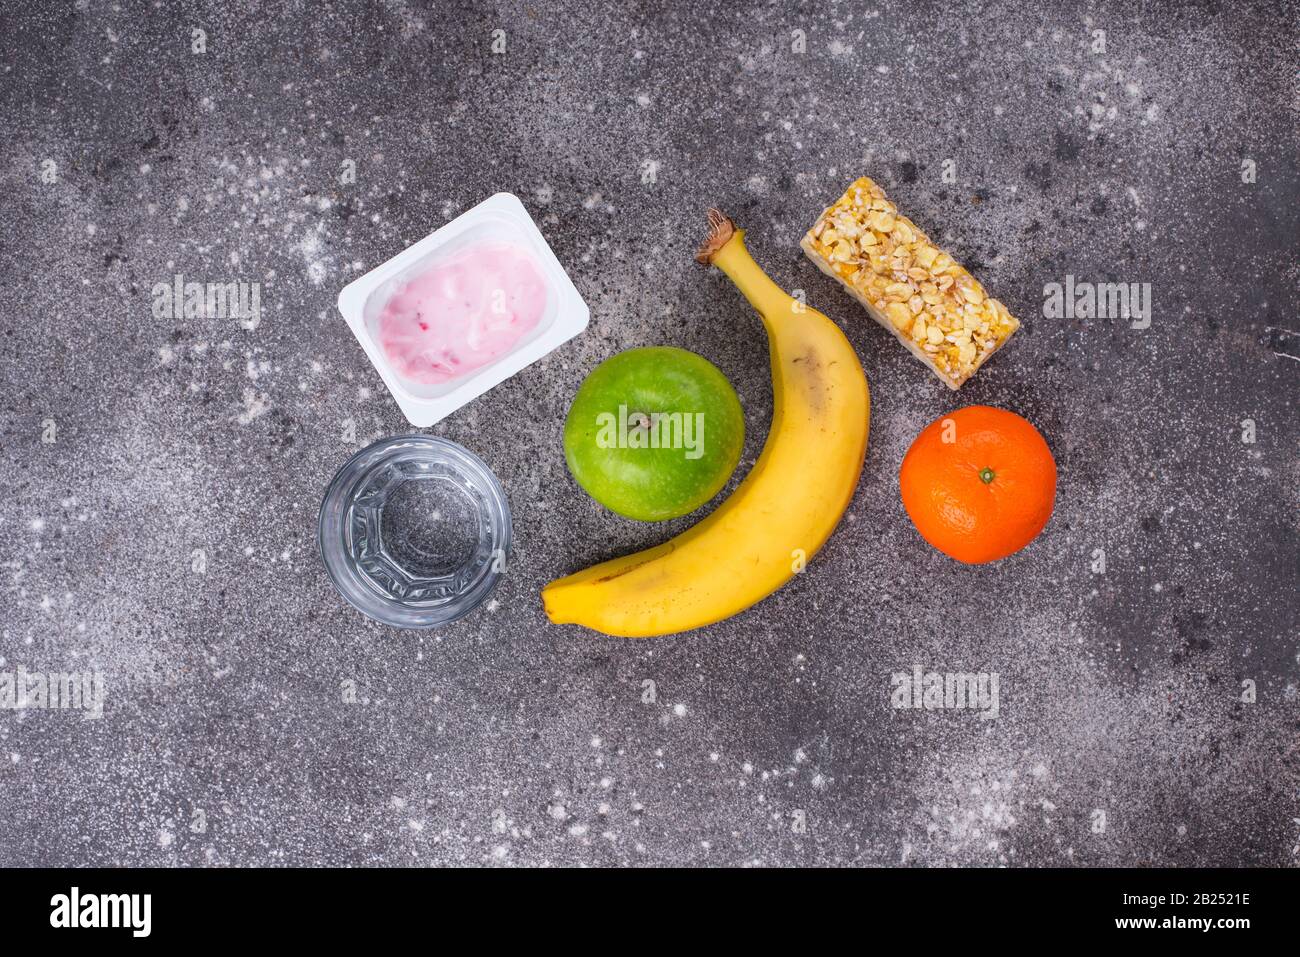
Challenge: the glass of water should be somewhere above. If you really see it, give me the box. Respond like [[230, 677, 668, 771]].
[[318, 435, 511, 628]]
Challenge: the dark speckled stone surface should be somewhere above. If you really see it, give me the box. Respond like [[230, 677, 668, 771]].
[[0, 0, 1296, 866]]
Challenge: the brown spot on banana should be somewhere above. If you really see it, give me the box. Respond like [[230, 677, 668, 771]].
[[785, 347, 829, 413]]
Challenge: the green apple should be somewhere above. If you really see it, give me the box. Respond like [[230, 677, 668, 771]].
[[563, 346, 744, 521]]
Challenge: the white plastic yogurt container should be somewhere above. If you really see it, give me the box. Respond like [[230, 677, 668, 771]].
[[337, 192, 589, 426]]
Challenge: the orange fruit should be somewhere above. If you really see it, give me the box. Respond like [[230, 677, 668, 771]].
[[899, 405, 1056, 564]]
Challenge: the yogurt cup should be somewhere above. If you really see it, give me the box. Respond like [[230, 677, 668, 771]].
[[337, 192, 589, 426]]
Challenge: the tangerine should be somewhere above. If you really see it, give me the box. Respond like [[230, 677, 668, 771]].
[[899, 405, 1057, 564]]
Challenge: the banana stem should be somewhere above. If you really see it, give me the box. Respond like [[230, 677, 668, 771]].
[[697, 210, 794, 324]]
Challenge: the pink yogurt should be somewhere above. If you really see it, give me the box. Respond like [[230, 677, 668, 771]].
[[375, 241, 548, 385]]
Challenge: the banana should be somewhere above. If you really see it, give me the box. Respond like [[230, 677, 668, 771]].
[[542, 210, 870, 637]]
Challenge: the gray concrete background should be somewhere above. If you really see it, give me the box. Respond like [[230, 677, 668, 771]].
[[0, 0, 1296, 866]]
